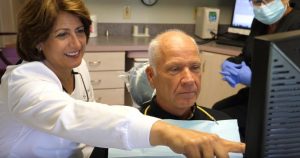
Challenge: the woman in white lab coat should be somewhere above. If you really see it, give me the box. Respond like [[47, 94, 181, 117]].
[[0, 0, 245, 157]]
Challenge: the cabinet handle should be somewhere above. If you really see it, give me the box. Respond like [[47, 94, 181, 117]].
[[96, 97, 102, 102], [89, 61, 101, 66], [202, 60, 206, 73], [91, 80, 102, 85]]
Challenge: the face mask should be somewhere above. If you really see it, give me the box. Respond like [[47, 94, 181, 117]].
[[253, 0, 286, 25]]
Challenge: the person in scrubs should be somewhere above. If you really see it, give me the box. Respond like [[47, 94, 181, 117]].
[[0, 0, 245, 158], [213, 0, 300, 141]]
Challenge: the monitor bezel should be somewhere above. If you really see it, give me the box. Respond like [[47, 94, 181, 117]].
[[245, 30, 300, 157]]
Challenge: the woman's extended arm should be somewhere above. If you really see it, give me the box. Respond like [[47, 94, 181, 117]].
[[150, 120, 245, 158]]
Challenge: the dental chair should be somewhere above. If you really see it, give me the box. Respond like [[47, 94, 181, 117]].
[[126, 62, 154, 107]]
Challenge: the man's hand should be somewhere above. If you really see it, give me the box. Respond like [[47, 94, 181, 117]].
[[150, 121, 245, 158]]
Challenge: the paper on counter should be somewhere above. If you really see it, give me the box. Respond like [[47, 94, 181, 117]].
[[109, 119, 243, 158]]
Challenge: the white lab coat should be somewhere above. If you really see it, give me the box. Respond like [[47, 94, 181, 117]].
[[0, 60, 158, 158]]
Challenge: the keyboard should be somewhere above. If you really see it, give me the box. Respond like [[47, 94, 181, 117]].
[[215, 38, 245, 47], [215, 33, 247, 47]]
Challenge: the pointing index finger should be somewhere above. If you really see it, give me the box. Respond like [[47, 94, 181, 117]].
[[224, 139, 245, 153]]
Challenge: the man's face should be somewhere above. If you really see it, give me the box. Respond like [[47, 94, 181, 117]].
[[147, 37, 202, 113]]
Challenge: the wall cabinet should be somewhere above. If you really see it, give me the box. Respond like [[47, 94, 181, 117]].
[[0, 0, 24, 47], [84, 52, 125, 105], [197, 51, 244, 108]]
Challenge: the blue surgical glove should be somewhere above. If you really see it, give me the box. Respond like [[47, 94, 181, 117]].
[[222, 60, 240, 75], [220, 61, 252, 87], [221, 71, 239, 87], [220, 61, 242, 87], [237, 61, 251, 86]]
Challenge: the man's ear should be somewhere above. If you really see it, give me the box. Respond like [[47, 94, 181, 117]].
[[145, 66, 155, 89]]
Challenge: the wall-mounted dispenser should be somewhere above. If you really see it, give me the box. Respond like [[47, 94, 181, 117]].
[[195, 7, 220, 39]]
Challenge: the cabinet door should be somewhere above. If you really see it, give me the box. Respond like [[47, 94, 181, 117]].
[[84, 52, 126, 105], [197, 51, 244, 108], [93, 89, 124, 105], [84, 52, 125, 71], [89, 71, 125, 89], [0, 0, 24, 46]]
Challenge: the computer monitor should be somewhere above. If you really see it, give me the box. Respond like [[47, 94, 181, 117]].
[[245, 30, 300, 157], [228, 0, 254, 35]]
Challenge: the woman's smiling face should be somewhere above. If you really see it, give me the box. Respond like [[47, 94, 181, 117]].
[[40, 11, 87, 73]]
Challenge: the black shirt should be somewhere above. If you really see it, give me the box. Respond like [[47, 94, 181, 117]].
[[140, 96, 231, 120]]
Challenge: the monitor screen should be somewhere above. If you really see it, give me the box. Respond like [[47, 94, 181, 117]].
[[245, 30, 300, 157], [228, 0, 254, 35]]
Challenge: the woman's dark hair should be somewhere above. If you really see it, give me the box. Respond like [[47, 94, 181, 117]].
[[17, 0, 92, 61]]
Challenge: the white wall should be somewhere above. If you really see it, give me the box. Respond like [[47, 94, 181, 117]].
[[85, 0, 234, 24]]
